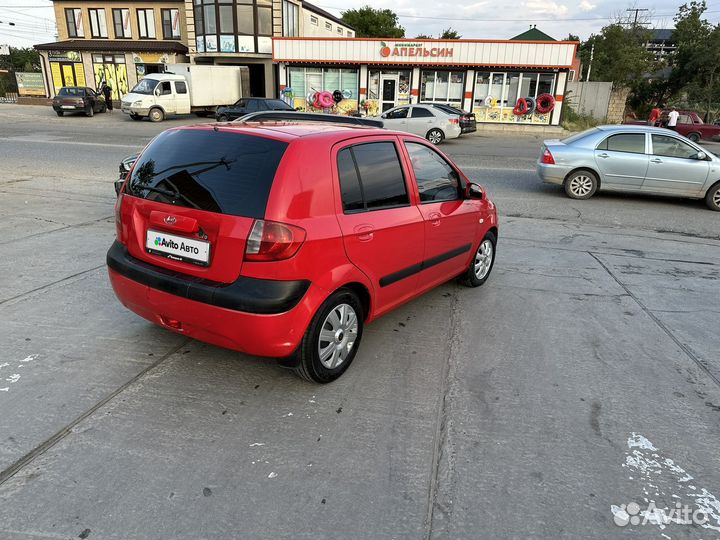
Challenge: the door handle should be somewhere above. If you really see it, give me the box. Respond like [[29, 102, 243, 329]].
[[597, 153, 609, 158], [650, 158, 663, 163], [428, 212, 442, 226], [353, 224, 374, 242]]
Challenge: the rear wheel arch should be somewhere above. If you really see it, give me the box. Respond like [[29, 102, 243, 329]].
[[705, 180, 720, 211], [564, 167, 602, 190], [338, 282, 371, 321]]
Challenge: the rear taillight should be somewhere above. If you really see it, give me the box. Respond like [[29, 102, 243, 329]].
[[449, 118, 459, 124], [114, 193, 124, 243], [244, 219, 306, 262], [541, 148, 555, 164]]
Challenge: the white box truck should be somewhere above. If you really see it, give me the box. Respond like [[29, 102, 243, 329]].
[[120, 64, 245, 122]]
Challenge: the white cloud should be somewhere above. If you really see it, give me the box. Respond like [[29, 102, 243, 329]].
[[579, 0, 596, 11], [522, 0, 569, 16]]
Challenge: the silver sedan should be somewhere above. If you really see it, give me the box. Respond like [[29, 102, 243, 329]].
[[380, 104, 462, 145], [537, 125, 720, 211]]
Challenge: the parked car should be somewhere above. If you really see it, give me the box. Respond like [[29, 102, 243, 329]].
[[234, 110, 384, 128], [424, 103, 477, 134], [108, 123, 498, 382], [52, 87, 106, 117], [537, 125, 720, 211], [380, 104, 462, 144], [625, 110, 720, 142], [115, 153, 139, 196], [216, 98, 295, 121]]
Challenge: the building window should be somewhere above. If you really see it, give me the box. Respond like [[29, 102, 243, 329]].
[[88, 9, 108, 38], [337, 26, 342, 34], [420, 70, 464, 103], [65, 8, 84, 38], [195, 0, 273, 54], [161, 9, 181, 39], [112, 9, 131, 38], [287, 67, 359, 113], [325, 21, 331, 30], [137, 9, 156, 39], [310, 15, 318, 25], [347, 30, 352, 37], [282, 0, 299, 37]]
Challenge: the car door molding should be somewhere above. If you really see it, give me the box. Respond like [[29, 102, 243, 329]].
[[379, 243, 471, 287]]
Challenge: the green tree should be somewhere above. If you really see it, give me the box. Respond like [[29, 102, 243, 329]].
[[565, 33, 580, 42], [0, 47, 40, 72], [439, 28, 461, 39], [580, 24, 654, 86], [415, 34, 432, 39], [341, 6, 404, 38]]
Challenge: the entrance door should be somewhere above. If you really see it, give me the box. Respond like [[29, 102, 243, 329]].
[[61, 63, 76, 86], [380, 75, 398, 112]]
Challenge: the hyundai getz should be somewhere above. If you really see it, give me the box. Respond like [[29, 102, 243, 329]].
[[108, 122, 498, 383]]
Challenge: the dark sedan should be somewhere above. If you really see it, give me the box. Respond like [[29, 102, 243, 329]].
[[215, 98, 294, 121], [52, 87, 106, 117]]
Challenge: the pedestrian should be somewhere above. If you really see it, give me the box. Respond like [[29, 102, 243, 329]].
[[102, 80, 113, 113], [648, 104, 662, 126], [667, 107, 679, 131]]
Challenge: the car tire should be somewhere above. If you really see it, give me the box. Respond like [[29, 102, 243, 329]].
[[100, 103, 107, 113], [688, 132, 701, 143], [426, 128, 445, 145], [217, 115, 228, 122], [148, 108, 164, 122], [293, 289, 364, 384], [564, 169, 598, 200], [129, 113, 143, 121], [56, 111, 63, 117], [86, 105, 94, 117], [460, 231, 497, 287], [705, 182, 720, 211]]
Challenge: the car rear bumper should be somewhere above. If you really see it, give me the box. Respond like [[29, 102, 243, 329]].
[[53, 104, 85, 111], [536, 162, 569, 185], [107, 241, 321, 357]]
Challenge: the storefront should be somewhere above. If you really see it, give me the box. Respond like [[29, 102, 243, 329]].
[[273, 38, 578, 125]]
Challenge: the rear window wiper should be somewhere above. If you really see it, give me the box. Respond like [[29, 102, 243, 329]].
[[131, 183, 202, 210]]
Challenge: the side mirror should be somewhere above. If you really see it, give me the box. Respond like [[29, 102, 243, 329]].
[[466, 182, 483, 200], [696, 151, 707, 160], [381, 113, 387, 119]]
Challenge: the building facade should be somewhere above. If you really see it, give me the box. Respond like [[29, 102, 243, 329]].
[[274, 38, 578, 125], [36, 0, 189, 100]]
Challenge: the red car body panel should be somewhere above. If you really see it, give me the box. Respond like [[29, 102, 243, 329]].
[[109, 122, 497, 359], [626, 111, 720, 141]]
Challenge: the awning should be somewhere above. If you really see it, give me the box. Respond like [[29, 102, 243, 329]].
[[35, 39, 188, 54]]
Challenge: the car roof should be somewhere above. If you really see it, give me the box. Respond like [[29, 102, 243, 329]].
[[596, 125, 683, 135]]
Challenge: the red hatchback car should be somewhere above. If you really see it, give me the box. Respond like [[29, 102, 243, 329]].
[[108, 122, 498, 382]]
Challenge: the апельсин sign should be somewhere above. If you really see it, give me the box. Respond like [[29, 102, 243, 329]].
[[379, 41, 454, 58]]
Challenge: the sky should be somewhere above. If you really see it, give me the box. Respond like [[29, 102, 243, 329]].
[[1, 0, 719, 49]]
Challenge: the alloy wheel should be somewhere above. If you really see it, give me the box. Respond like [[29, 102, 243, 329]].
[[569, 175, 593, 197], [318, 303, 358, 369], [428, 130, 443, 144], [474, 239, 494, 280], [714, 188, 720, 208]]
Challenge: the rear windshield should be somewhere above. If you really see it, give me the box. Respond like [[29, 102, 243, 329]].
[[127, 129, 288, 219], [58, 87, 85, 96], [561, 128, 601, 145]]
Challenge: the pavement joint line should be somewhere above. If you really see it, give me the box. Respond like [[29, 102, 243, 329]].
[[0, 339, 191, 488], [423, 283, 461, 540], [0, 188, 114, 206], [0, 215, 114, 247], [0, 264, 105, 307], [588, 251, 720, 389]]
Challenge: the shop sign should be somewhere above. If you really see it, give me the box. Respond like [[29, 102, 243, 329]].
[[132, 53, 169, 64], [15, 72, 45, 96], [379, 41, 454, 59], [47, 50, 81, 62]]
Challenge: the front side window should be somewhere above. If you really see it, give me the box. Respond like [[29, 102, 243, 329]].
[[597, 133, 645, 154], [113, 9, 131, 38], [336, 142, 409, 212], [386, 107, 409, 119], [405, 142, 460, 202], [652, 135, 698, 159], [65, 8, 84, 38], [88, 8, 108, 38], [158, 81, 172, 95], [162, 9, 181, 39], [137, 8, 156, 38]]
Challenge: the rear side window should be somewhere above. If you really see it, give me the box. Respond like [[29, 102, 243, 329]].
[[127, 129, 288, 219], [411, 107, 434, 118], [175, 81, 187, 94], [336, 142, 409, 213], [597, 133, 645, 154]]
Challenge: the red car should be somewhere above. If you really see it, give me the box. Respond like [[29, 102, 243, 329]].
[[626, 110, 720, 142], [108, 122, 498, 383]]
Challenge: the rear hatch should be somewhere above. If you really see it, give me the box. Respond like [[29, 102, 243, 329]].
[[119, 127, 288, 283], [54, 88, 85, 108]]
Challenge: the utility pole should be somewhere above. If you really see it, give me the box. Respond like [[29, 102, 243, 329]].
[[585, 43, 595, 82], [626, 8, 649, 26]]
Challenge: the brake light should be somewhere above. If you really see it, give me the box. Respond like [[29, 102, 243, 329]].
[[449, 118, 459, 124], [245, 219, 306, 262], [114, 193, 124, 243], [541, 148, 555, 164]]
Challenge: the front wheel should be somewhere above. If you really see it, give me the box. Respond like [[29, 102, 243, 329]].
[[293, 289, 364, 383], [460, 231, 496, 287], [55, 111, 64, 117], [564, 170, 598, 200], [217, 115, 228, 122], [426, 128, 445, 145], [148, 108, 164, 122], [705, 182, 720, 211], [85, 105, 94, 117]]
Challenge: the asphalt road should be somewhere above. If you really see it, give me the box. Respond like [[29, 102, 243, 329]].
[[1, 104, 719, 540]]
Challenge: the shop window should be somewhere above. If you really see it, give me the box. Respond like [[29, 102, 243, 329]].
[[65, 8, 84, 38], [137, 9, 156, 39], [88, 9, 108, 38], [161, 9, 181, 39], [92, 54, 128, 101], [112, 9, 131, 38], [283, 0, 299, 36], [420, 70, 464, 103], [472, 71, 557, 125], [287, 66, 359, 113]]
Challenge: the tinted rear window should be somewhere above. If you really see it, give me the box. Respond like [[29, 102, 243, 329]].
[[58, 87, 84, 96], [127, 129, 288, 219]]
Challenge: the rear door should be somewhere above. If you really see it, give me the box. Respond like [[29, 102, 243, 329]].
[[174, 80, 191, 114], [401, 139, 478, 286], [594, 132, 648, 189], [333, 137, 425, 316], [121, 128, 288, 283], [644, 134, 710, 196], [406, 106, 435, 137]]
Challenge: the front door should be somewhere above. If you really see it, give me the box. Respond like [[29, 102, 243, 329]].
[[381, 76, 398, 112], [594, 132, 648, 189], [156, 80, 176, 114], [644, 134, 710, 196], [333, 138, 425, 316], [401, 139, 478, 286], [61, 63, 76, 86]]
